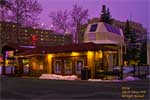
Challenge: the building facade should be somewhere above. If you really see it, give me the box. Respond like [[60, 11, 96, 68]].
[[88, 18, 147, 64], [0, 21, 72, 74], [84, 22, 124, 68], [0, 22, 124, 79], [0, 21, 72, 48], [4, 42, 118, 78]]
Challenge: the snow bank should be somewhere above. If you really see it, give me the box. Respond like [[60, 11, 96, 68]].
[[39, 74, 78, 80], [88, 79, 123, 82], [124, 76, 139, 81], [147, 75, 150, 78]]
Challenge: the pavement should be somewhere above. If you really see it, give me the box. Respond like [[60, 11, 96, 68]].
[[0, 76, 149, 100]]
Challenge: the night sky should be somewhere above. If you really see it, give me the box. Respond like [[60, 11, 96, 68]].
[[37, 0, 150, 30]]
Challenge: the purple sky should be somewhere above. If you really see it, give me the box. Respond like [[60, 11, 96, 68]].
[[37, 0, 150, 31]]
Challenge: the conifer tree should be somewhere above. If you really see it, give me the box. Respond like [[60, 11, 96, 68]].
[[100, 5, 112, 24], [124, 20, 139, 64]]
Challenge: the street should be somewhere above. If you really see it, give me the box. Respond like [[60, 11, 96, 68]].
[[0, 76, 149, 100]]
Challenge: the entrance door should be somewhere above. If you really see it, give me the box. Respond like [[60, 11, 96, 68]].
[[64, 59, 73, 75], [53, 60, 62, 74]]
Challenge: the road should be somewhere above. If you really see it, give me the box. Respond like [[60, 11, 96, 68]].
[[0, 76, 149, 100]]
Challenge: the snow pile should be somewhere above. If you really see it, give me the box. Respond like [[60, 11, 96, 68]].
[[124, 76, 139, 81], [147, 75, 150, 78], [88, 79, 102, 82], [88, 79, 123, 82], [39, 74, 78, 80]]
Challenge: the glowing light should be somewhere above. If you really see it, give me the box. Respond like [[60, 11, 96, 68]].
[[87, 51, 93, 57], [99, 50, 103, 58], [48, 54, 53, 59], [20, 46, 36, 48], [0, 57, 3, 61], [71, 52, 79, 56]]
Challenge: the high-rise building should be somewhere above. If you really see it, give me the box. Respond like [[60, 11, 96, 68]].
[[0, 21, 72, 47]]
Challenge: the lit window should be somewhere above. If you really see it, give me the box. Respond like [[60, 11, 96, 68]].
[[12, 25, 15, 28], [41, 38, 43, 41], [25, 30, 27, 32]]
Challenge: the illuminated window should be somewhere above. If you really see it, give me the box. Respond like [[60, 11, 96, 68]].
[[12, 25, 15, 28], [25, 30, 27, 32]]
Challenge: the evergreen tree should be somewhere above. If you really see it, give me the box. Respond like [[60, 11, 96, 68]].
[[124, 20, 139, 65], [139, 39, 147, 64], [100, 5, 112, 24]]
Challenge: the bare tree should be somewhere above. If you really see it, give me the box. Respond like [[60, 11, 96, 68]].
[[0, 0, 12, 21], [49, 4, 88, 43], [49, 10, 69, 33], [71, 4, 88, 43], [9, 0, 42, 27]]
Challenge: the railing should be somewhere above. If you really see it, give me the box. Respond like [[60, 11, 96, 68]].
[[95, 65, 150, 79]]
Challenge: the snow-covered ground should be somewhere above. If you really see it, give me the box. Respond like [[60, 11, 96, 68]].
[[39, 74, 79, 80], [88, 76, 140, 82], [39, 74, 143, 82], [88, 79, 123, 82], [147, 75, 150, 78]]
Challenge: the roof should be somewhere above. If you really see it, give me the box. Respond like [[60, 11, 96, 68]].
[[86, 22, 123, 37], [104, 23, 122, 36], [16, 42, 119, 56]]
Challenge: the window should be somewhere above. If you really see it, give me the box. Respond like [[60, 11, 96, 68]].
[[75, 59, 84, 74], [54, 60, 62, 74], [90, 24, 98, 32], [25, 30, 27, 33], [64, 60, 72, 74]]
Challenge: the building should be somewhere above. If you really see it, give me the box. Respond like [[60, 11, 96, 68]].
[[84, 22, 124, 69], [88, 18, 148, 64], [2, 42, 119, 78], [1, 22, 124, 79], [0, 21, 72, 49], [0, 21, 72, 74]]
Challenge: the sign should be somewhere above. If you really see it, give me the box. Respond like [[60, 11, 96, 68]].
[[5, 51, 14, 58]]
